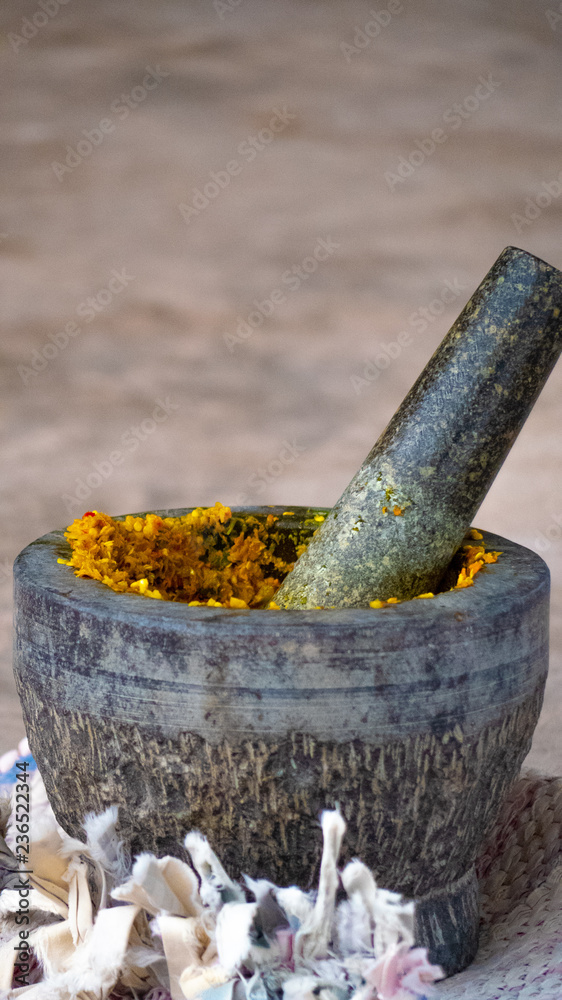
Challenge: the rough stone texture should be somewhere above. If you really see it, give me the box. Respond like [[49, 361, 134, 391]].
[[414, 868, 480, 977], [275, 248, 562, 608], [13, 510, 550, 974], [20, 687, 544, 898], [22, 701, 538, 977], [13, 516, 549, 744]]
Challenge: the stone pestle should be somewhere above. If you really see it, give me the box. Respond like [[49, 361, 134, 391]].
[[274, 246, 562, 609]]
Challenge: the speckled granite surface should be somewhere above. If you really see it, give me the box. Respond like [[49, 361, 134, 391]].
[[0, 0, 560, 771], [275, 248, 562, 607]]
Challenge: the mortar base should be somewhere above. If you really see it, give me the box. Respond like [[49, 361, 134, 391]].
[[415, 866, 479, 977]]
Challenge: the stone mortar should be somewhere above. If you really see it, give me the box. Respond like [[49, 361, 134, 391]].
[[13, 506, 550, 975]]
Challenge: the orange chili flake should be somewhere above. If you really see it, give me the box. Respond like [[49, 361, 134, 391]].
[[454, 568, 474, 589], [468, 561, 483, 578], [393, 506, 403, 516]]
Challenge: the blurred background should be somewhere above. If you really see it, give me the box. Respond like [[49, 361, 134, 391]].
[[0, 0, 561, 769]]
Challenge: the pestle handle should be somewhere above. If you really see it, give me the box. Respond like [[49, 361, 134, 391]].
[[274, 246, 562, 608]]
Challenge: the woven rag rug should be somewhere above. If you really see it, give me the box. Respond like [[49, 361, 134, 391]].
[[0, 748, 560, 999], [436, 770, 562, 999]]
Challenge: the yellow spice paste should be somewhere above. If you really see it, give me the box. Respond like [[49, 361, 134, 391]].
[[60, 506, 500, 610]]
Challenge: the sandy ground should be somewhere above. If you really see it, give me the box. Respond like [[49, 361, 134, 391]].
[[0, 0, 561, 773]]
